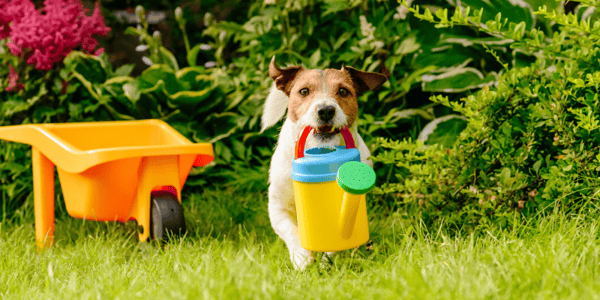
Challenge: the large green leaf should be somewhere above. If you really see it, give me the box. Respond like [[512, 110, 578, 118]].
[[136, 65, 217, 113], [422, 64, 498, 93], [418, 115, 467, 148], [176, 67, 208, 89], [207, 112, 240, 143], [438, 33, 513, 47], [138, 65, 180, 94], [64, 52, 108, 84], [413, 46, 475, 70]]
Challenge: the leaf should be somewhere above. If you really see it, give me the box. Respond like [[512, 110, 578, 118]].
[[308, 49, 321, 69], [439, 34, 513, 47], [490, 140, 501, 149], [231, 139, 246, 160], [104, 76, 135, 86], [413, 47, 474, 70], [64, 51, 108, 84], [333, 31, 354, 51], [422, 68, 498, 93], [418, 115, 468, 148], [1, 100, 31, 117], [70, 72, 100, 100], [32, 106, 66, 122], [396, 35, 421, 55], [216, 141, 232, 163], [322, 0, 352, 17], [499, 167, 512, 186], [123, 81, 141, 103], [177, 67, 209, 90], [533, 160, 542, 173], [114, 64, 135, 77], [159, 46, 179, 71], [138, 65, 180, 94], [168, 89, 215, 113], [187, 44, 205, 67], [208, 112, 239, 143]]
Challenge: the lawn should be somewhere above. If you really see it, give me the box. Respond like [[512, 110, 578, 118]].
[[1, 186, 600, 299]]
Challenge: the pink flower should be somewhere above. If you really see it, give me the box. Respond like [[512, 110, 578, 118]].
[[94, 47, 105, 56], [2, 0, 111, 70], [0, 0, 37, 40], [5, 63, 24, 92]]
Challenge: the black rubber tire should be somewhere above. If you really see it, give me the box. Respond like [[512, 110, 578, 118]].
[[149, 191, 186, 240]]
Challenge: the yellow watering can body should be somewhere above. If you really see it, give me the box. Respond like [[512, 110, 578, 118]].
[[293, 179, 369, 252], [292, 126, 375, 252]]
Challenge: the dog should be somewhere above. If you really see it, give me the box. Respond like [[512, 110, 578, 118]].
[[261, 56, 387, 270]]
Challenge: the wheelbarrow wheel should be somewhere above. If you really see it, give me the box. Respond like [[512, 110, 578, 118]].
[[149, 191, 187, 241]]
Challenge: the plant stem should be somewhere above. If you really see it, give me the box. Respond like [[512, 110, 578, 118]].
[[180, 23, 191, 54]]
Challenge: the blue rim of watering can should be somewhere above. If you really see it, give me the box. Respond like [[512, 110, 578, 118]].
[[291, 146, 360, 182]]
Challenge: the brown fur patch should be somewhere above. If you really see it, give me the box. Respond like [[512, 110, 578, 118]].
[[343, 66, 388, 96]]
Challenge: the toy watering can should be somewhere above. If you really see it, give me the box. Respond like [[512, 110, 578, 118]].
[[291, 125, 376, 252]]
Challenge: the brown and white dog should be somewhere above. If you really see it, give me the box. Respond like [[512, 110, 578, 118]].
[[261, 57, 387, 270]]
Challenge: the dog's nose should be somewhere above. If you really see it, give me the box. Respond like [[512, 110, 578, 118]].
[[317, 105, 336, 122]]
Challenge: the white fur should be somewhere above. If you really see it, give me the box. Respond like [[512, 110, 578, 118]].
[[262, 84, 373, 270], [260, 83, 289, 133]]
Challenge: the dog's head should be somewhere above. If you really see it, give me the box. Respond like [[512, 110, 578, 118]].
[[269, 57, 387, 141]]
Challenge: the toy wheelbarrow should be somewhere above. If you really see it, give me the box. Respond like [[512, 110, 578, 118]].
[[0, 119, 214, 249]]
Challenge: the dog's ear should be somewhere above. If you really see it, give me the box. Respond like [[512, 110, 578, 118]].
[[343, 66, 387, 96], [269, 56, 302, 95]]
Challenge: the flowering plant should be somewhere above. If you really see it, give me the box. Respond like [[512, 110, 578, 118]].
[[0, 0, 112, 214], [0, 0, 110, 72], [0, 0, 112, 134]]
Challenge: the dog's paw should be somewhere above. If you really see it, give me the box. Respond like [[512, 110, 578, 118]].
[[290, 247, 314, 270]]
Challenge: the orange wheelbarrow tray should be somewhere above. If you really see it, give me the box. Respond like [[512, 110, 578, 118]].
[[0, 119, 214, 249]]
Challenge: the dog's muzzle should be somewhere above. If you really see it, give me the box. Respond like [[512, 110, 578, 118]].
[[315, 105, 340, 134], [317, 105, 335, 123]]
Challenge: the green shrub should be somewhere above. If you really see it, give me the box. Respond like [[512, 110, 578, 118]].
[[373, 0, 600, 230]]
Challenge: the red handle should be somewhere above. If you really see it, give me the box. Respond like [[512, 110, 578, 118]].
[[294, 125, 356, 159]]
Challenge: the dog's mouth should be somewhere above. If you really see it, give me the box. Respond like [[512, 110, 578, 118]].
[[315, 124, 341, 134], [313, 124, 342, 141]]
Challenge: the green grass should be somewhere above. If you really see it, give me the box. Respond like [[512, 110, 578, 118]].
[[2, 186, 600, 299]]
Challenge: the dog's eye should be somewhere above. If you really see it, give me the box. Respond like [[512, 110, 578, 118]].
[[338, 88, 349, 97], [299, 88, 309, 96]]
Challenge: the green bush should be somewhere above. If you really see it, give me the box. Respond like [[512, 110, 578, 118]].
[[373, 0, 600, 230]]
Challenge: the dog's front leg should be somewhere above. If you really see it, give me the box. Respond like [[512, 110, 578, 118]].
[[267, 180, 314, 270], [267, 120, 315, 270]]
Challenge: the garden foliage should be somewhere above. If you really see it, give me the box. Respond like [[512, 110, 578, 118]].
[[372, 0, 600, 230], [0, 0, 559, 219]]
